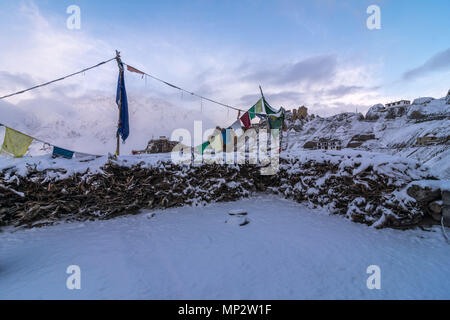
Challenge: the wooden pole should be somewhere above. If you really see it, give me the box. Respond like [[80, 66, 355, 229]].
[[115, 50, 123, 156]]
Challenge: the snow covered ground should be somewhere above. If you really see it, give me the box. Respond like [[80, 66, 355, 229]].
[[1, 195, 449, 300]]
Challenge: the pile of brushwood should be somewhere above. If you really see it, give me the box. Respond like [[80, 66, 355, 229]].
[[0, 153, 441, 229]]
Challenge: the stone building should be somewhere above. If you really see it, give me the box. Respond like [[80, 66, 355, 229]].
[[292, 106, 308, 121], [385, 100, 410, 108], [304, 138, 342, 150], [132, 136, 179, 155]]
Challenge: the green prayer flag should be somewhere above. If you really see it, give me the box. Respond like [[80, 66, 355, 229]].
[[248, 106, 256, 119], [264, 99, 278, 115], [196, 141, 210, 154], [269, 115, 283, 130]]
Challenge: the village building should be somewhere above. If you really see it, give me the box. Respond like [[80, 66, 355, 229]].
[[416, 133, 449, 146], [385, 100, 410, 108], [132, 136, 179, 154], [315, 138, 342, 150]]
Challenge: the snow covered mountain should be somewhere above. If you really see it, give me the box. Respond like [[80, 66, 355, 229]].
[[285, 92, 450, 179], [0, 94, 221, 156]]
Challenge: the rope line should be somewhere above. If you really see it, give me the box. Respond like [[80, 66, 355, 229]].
[[0, 57, 116, 100], [0, 123, 101, 157], [123, 63, 246, 112]]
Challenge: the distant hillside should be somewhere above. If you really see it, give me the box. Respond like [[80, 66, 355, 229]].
[[284, 92, 450, 179]]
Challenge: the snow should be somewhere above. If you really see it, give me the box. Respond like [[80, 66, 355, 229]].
[[284, 93, 450, 179], [407, 179, 450, 192], [1, 195, 449, 300]]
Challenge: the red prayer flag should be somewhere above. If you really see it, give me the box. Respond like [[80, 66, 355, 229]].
[[240, 112, 251, 129], [126, 65, 145, 75]]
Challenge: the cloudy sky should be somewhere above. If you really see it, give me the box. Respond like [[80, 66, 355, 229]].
[[0, 0, 449, 152]]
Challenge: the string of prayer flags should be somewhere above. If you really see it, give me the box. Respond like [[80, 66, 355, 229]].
[[1, 127, 34, 158], [52, 146, 74, 159], [240, 112, 251, 129]]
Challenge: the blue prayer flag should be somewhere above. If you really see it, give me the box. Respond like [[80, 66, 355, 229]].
[[52, 146, 74, 159], [116, 67, 129, 142]]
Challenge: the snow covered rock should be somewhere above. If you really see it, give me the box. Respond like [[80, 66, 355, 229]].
[[365, 104, 385, 120], [406, 183, 441, 203], [413, 97, 434, 106], [226, 216, 250, 226]]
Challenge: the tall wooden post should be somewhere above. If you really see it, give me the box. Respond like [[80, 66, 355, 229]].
[[115, 50, 123, 156]]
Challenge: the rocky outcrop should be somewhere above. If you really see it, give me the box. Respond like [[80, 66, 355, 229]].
[[365, 104, 385, 120], [406, 181, 450, 226]]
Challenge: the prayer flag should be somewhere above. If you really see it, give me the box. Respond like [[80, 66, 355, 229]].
[[240, 112, 251, 129], [254, 98, 263, 113], [116, 66, 130, 142], [1, 127, 34, 158], [230, 120, 243, 137], [249, 106, 256, 120], [52, 146, 74, 159], [210, 134, 223, 152], [126, 65, 145, 75], [196, 141, 210, 155], [264, 99, 278, 115]]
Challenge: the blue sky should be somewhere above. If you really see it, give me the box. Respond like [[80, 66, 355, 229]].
[[0, 0, 449, 121]]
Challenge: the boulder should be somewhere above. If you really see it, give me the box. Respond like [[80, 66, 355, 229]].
[[428, 200, 442, 221], [406, 184, 441, 204], [408, 110, 426, 120]]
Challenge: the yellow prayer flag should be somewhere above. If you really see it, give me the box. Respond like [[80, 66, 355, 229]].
[[254, 98, 263, 113], [209, 134, 223, 152], [1, 127, 34, 158]]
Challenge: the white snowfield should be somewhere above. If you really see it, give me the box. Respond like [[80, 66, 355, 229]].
[[1, 195, 449, 300]]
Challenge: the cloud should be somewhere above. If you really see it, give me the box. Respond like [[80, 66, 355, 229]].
[[240, 91, 305, 107], [403, 48, 450, 80], [242, 55, 337, 86], [0, 71, 36, 93], [322, 85, 380, 99], [0, 1, 385, 155]]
